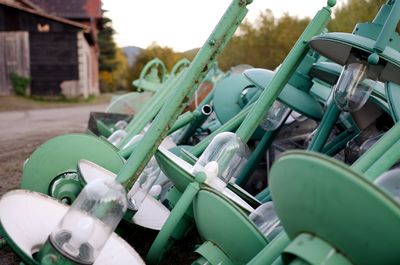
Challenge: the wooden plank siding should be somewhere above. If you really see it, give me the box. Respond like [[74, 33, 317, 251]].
[[29, 32, 78, 96], [0, 4, 83, 97], [0, 31, 29, 95]]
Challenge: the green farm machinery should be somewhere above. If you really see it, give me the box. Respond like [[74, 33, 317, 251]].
[[2, 0, 400, 264]]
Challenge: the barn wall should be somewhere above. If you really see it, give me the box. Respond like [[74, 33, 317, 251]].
[[0, 5, 84, 97], [0, 31, 30, 95], [29, 32, 79, 97]]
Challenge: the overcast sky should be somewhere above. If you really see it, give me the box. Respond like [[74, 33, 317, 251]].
[[102, 0, 346, 52]]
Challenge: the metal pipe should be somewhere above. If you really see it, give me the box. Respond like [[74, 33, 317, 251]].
[[307, 102, 341, 152], [322, 128, 359, 156], [146, 173, 205, 265], [116, 0, 252, 189], [352, 122, 400, 174], [246, 232, 290, 265], [235, 129, 280, 186], [363, 139, 400, 181], [177, 104, 213, 145], [118, 75, 182, 148], [169, 111, 195, 134], [373, 0, 400, 53], [189, 103, 253, 157], [236, 2, 335, 143]]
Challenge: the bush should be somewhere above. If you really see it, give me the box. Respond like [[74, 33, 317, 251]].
[[10, 72, 30, 96]]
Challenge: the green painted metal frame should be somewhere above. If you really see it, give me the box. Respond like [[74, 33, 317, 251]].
[[146, 2, 336, 264], [248, 109, 400, 265], [132, 57, 167, 92], [116, 0, 252, 189]]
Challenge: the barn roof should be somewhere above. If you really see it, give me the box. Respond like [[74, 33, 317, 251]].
[[28, 0, 102, 20], [0, 0, 90, 30]]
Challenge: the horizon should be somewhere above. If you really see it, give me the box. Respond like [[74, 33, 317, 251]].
[[102, 0, 346, 53]]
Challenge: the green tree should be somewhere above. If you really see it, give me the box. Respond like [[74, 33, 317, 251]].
[[219, 10, 309, 71], [329, 0, 387, 32], [98, 17, 117, 72]]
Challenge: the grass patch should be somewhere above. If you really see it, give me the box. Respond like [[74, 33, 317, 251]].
[[0, 94, 112, 112]]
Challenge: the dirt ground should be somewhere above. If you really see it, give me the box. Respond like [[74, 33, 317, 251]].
[[0, 104, 107, 264], [0, 103, 200, 264]]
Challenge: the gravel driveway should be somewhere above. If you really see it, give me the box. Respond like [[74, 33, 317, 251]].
[[0, 104, 199, 265], [0, 104, 107, 264]]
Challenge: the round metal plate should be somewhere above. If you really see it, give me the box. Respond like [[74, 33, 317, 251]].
[[106, 91, 153, 115], [194, 188, 267, 264], [244, 68, 324, 120], [270, 150, 400, 265], [21, 134, 125, 194], [155, 146, 194, 193], [0, 190, 145, 265], [156, 147, 255, 212], [78, 159, 170, 231], [213, 72, 254, 124]]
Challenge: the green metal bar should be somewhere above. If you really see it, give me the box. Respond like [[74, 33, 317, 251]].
[[307, 102, 341, 152], [118, 141, 138, 159], [255, 187, 271, 202], [118, 75, 183, 148], [146, 174, 205, 265], [177, 105, 213, 145], [169, 111, 195, 133], [116, 0, 251, 189], [236, 2, 334, 143], [363, 138, 400, 181], [137, 58, 167, 85], [118, 110, 196, 159], [246, 232, 290, 265], [189, 103, 253, 157], [289, 258, 310, 265], [373, 0, 400, 53], [352, 122, 400, 174], [322, 128, 360, 156], [235, 129, 279, 186], [96, 120, 113, 138], [271, 257, 285, 265]]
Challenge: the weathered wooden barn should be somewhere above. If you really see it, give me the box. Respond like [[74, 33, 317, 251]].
[[0, 0, 101, 98]]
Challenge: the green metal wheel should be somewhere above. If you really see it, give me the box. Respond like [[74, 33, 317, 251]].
[[21, 134, 125, 196], [270, 150, 400, 265], [193, 187, 268, 264]]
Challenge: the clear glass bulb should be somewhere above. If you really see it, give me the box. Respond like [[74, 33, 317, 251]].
[[260, 100, 291, 131], [62, 217, 95, 257], [249, 201, 282, 242], [50, 178, 127, 264], [192, 132, 249, 188], [374, 168, 400, 203], [333, 54, 378, 112], [127, 156, 162, 211]]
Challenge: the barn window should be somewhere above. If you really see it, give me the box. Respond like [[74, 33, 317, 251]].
[[37, 23, 50, 32]]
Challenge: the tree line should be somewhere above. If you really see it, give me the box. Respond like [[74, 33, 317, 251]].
[[98, 0, 387, 93]]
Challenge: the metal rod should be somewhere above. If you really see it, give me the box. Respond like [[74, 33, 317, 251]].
[[363, 138, 400, 181], [236, 2, 334, 143], [235, 129, 279, 186], [146, 174, 205, 265], [374, 0, 400, 53], [322, 128, 359, 156], [169, 111, 195, 133], [307, 102, 341, 152], [177, 104, 213, 145], [116, 0, 252, 189], [118, 75, 183, 148], [189, 103, 253, 157], [246, 232, 290, 265], [352, 122, 400, 174]]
